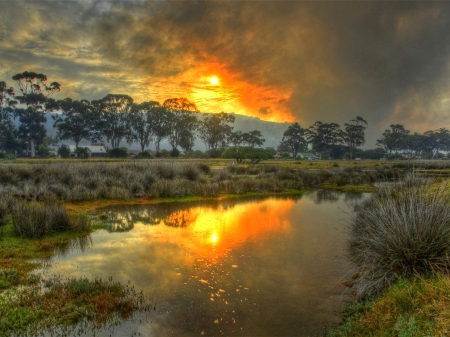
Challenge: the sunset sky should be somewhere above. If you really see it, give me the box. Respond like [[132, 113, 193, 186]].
[[2, 0, 450, 143]]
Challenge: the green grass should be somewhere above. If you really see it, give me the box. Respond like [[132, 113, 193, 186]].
[[325, 277, 450, 337]]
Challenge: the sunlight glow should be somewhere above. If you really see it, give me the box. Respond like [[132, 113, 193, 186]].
[[211, 232, 218, 244], [210, 76, 219, 85]]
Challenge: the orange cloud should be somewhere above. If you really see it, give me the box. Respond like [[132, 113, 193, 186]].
[[135, 60, 296, 122]]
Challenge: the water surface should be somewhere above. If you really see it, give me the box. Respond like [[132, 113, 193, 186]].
[[46, 191, 363, 336]]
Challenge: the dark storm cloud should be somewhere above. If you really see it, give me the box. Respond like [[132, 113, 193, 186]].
[[1, 0, 450, 145]]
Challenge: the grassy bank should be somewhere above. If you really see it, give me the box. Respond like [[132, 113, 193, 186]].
[[0, 205, 151, 336], [326, 179, 450, 336], [326, 276, 450, 337]]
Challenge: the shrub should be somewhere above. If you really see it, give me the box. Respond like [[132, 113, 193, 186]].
[[58, 145, 71, 158], [192, 150, 207, 158], [348, 182, 450, 299], [108, 148, 127, 158], [137, 150, 152, 158], [75, 147, 89, 158], [170, 148, 180, 157], [11, 202, 90, 238]]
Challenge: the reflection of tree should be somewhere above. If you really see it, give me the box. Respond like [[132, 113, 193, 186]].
[[107, 212, 135, 232], [130, 210, 161, 225], [343, 193, 364, 203], [312, 190, 340, 204], [164, 210, 199, 228]]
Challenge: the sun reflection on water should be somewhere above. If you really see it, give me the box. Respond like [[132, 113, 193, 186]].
[[42, 195, 355, 336]]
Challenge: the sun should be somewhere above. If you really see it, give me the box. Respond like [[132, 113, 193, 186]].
[[210, 76, 219, 85]]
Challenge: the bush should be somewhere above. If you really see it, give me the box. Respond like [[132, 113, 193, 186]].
[[170, 148, 180, 157], [4, 154, 16, 160], [11, 202, 90, 238], [108, 148, 127, 158], [137, 150, 152, 158], [0, 152, 4, 159], [348, 182, 450, 299], [75, 147, 89, 158], [192, 150, 206, 158], [222, 146, 272, 164], [58, 145, 71, 158]]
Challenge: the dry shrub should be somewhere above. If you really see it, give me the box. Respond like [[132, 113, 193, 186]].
[[11, 202, 90, 238], [348, 182, 450, 299]]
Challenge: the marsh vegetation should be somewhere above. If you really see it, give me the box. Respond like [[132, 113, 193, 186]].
[[0, 160, 404, 202]]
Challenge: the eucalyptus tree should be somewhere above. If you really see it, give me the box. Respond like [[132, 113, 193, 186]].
[[343, 116, 368, 159], [127, 101, 160, 153], [150, 106, 170, 156], [278, 122, 307, 158], [0, 81, 17, 152], [163, 98, 199, 155], [91, 94, 134, 149], [53, 98, 93, 148], [424, 128, 450, 158], [376, 124, 410, 156], [198, 112, 235, 156], [12, 71, 60, 157], [242, 130, 265, 148], [307, 122, 344, 159], [229, 131, 244, 148]]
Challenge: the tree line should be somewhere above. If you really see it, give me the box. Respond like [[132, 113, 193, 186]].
[[2, 71, 448, 161], [278, 119, 450, 160], [0, 71, 266, 158], [277, 117, 368, 159]]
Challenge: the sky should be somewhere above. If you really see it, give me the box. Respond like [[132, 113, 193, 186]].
[[1, 0, 450, 147]]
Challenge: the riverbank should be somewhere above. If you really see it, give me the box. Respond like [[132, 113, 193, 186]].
[[325, 179, 450, 336], [0, 218, 152, 336]]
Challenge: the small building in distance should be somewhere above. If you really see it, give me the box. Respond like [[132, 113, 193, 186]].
[[64, 144, 108, 157]]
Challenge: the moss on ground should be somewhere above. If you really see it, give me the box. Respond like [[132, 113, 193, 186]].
[[0, 221, 150, 336]]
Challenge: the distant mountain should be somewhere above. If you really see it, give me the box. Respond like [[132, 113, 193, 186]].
[[231, 113, 290, 149]]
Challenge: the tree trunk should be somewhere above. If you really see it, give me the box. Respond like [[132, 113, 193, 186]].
[[30, 138, 36, 157]]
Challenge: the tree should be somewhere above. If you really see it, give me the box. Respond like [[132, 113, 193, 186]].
[[53, 98, 93, 148], [376, 124, 410, 156], [307, 122, 344, 159], [91, 94, 133, 149], [127, 101, 159, 153], [149, 106, 170, 156], [343, 116, 368, 159], [12, 71, 60, 157], [222, 146, 272, 164], [278, 122, 307, 158], [229, 131, 244, 148], [242, 130, 265, 148], [0, 81, 17, 153], [163, 98, 199, 154], [424, 128, 450, 158], [58, 144, 71, 158], [198, 112, 235, 156]]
